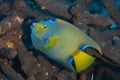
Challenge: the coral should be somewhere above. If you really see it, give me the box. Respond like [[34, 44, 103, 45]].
[[103, 0, 120, 28], [34, 0, 72, 19], [0, 0, 120, 80], [0, 61, 25, 80], [70, 4, 113, 30]]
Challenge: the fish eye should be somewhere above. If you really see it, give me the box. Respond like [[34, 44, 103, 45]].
[[44, 24, 48, 28], [31, 22, 36, 29]]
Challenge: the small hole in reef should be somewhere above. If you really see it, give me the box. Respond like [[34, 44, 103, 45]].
[[0, 14, 7, 21]]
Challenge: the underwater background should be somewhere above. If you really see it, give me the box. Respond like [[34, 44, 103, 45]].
[[0, 0, 120, 80]]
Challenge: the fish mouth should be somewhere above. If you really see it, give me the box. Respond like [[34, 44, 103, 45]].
[[34, 29, 50, 39], [33, 30, 51, 43]]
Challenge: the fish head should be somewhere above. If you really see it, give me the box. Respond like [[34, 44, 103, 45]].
[[31, 19, 60, 49]]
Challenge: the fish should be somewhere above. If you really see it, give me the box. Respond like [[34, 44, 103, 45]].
[[30, 18, 102, 73]]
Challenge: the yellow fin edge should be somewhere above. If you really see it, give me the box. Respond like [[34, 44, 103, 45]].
[[73, 51, 95, 73]]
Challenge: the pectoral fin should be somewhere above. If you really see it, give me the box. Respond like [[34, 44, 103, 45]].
[[43, 37, 60, 49]]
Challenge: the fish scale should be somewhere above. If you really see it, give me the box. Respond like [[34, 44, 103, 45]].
[[31, 18, 102, 73]]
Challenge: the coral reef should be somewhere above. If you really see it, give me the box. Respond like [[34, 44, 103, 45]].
[[0, 0, 120, 80]]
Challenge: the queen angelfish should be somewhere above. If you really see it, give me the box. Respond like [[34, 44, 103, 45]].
[[30, 18, 102, 73]]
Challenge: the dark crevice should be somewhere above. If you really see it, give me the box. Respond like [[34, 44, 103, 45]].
[[12, 56, 27, 79], [0, 14, 7, 21], [0, 29, 11, 37], [24, 0, 71, 21]]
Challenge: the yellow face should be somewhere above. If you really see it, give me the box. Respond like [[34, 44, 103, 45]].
[[31, 22, 49, 39], [31, 21, 60, 50]]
